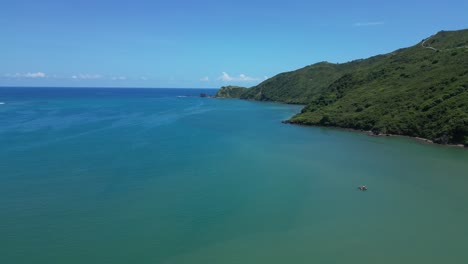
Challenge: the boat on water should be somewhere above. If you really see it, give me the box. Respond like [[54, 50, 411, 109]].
[[358, 185, 368, 191]]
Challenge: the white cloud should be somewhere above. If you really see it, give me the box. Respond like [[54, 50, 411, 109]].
[[239, 74, 259, 81], [25, 72, 46, 78], [111, 76, 127, 80], [219, 72, 233, 82], [5, 72, 47, 78], [353, 21, 384, 27], [72, 74, 102, 80], [200, 76, 209, 82], [218, 72, 261, 82]]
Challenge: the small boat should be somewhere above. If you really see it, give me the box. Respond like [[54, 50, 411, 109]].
[[358, 185, 368, 191]]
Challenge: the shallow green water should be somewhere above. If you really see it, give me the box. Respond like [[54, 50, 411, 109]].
[[1, 88, 468, 263]]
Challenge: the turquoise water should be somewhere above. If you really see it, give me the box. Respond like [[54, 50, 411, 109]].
[[1, 87, 468, 264]]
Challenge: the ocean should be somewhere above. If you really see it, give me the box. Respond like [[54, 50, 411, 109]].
[[1, 87, 468, 263]]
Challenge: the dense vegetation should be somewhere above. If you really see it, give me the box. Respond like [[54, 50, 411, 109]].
[[214, 86, 249, 98], [218, 29, 468, 146]]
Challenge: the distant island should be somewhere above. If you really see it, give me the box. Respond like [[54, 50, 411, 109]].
[[215, 29, 468, 147]]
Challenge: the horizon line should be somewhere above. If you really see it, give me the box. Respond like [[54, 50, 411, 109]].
[[0, 86, 220, 89]]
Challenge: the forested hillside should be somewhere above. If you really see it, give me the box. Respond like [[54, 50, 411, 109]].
[[216, 29, 468, 145]]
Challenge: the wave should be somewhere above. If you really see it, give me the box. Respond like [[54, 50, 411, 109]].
[[0, 102, 5, 105]]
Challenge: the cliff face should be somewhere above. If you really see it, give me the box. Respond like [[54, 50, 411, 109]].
[[217, 29, 468, 146]]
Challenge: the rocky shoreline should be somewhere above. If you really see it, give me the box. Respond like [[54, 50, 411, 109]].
[[282, 120, 467, 148]]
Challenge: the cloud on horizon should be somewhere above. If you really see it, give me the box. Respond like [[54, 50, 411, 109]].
[[111, 76, 127, 80], [72, 74, 102, 80], [5, 72, 47, 78], [218, 72, 261, 82], [353, 21, 384, 27], [1, 72, 144, 82]]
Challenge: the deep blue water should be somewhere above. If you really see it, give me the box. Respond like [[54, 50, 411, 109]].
[[1, 87, 468, 264]]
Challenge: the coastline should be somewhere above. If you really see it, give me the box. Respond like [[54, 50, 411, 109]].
[[282, 120, 467, 149], [213, 96, 467, 149]]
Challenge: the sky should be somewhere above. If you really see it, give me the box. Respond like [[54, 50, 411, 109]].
[[1, 0, 467, 88]]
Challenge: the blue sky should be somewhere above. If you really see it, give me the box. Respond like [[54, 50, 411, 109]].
[[1, 0, 467, 88]]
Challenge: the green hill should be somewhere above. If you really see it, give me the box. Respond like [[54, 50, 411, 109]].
[[219, 29, 468, 146], [214, 86, 249, 98]]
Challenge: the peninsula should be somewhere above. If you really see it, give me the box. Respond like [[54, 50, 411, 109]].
[[215, 29, 468, 147]]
